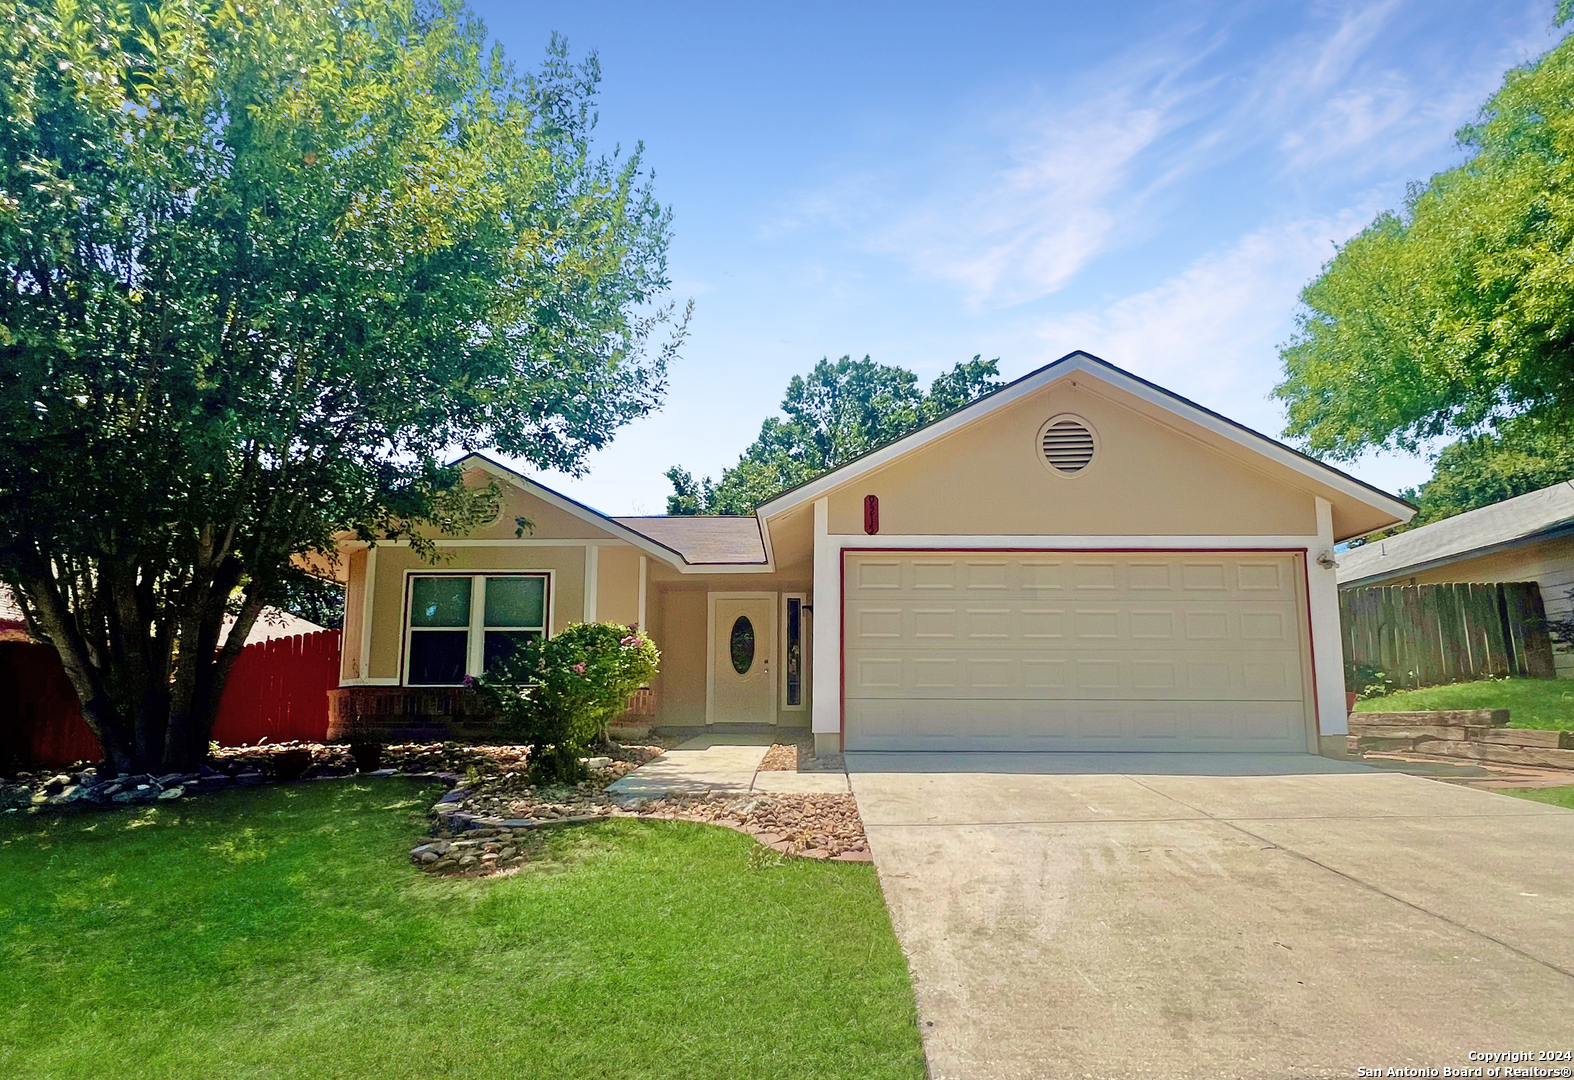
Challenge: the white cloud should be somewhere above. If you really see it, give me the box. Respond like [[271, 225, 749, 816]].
[[1028, 214, 1367, 428], [795, 1, 1554, 310], [877, 92, 1174, 306]]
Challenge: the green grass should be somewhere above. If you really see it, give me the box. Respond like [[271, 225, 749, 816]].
[[1353, 676, 1574, 729], [0, 780, 925, 1080], [1504, 786, 1574, 810]]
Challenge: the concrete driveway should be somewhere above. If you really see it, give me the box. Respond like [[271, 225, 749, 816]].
[[847, 752, 1574, 1080]]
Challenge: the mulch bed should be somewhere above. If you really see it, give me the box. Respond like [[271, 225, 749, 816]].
[[757, 743, 799, 771], [755, 734, 845, 773], [420, 742, 870, 874]]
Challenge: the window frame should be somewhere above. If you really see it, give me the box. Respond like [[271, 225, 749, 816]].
[[402, 570, 554, 686], [781, 591, 808, 711]]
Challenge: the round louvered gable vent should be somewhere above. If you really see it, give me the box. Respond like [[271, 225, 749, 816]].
[[1038, 415, 1097, 474]]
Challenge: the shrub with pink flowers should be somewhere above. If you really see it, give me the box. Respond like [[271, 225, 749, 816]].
[[477, 622, 660, 783]]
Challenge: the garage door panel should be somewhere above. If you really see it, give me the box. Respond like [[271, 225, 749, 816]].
[[846, 600, 1300, 650], [846, 698, 1309, 751], [844, 650, 1303, 699], [844, 551, 1312, 753], [850, 554, 1299, 600]]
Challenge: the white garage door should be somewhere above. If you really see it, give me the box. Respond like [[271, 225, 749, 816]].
[[843, 551, 1313, 752]]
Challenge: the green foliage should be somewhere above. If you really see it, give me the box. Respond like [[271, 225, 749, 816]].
[[1351, 676, 1574, 730], [1275, 20, 1574, 459], [1346, 415, 1574, 546], [277, 567, 345, 629], [1403, 417, 1574, 526], [478, 622, 659, 783], [0, 0, 684, 771], [667, 355, 1002, 515]]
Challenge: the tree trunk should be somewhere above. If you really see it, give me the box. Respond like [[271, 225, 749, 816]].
[[16, 561, 264, 776]]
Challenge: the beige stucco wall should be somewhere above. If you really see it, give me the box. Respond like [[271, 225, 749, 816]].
[[1356, 536, 1574, 677], [654, 587, 707, 725], [822, 382, 1319, 538], [595, 546, 642, 627]]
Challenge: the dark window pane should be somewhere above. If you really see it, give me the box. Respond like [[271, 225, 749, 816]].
[[730, 616, 755, 675], [484, 630, 540, 675], [484, 576, 545, 628], [410, 577, 472, 627], [786, 598, 802, 706], [408, 630, 468, 685]]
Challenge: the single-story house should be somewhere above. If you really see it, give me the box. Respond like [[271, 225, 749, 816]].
[[1337, 480, 1574, 677], [326, 351, 1413, 758]]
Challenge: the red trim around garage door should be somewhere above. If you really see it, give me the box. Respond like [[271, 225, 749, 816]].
[[837, 546, 1321, 749]]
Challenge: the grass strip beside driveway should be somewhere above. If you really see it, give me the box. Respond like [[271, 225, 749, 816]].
[[1353, 677, 1574, 729], [0, 779, 924, 1080]]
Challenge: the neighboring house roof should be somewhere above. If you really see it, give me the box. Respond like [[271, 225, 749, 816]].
[[221, 609, 325, 646], [754, 350, 1416, 535], [0, 584, 322, 646], [1337, 480, 1574, 588], [0, 586, 27, 642], [611, 516, 767, 565]]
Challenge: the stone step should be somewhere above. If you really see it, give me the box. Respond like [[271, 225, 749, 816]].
[[1352, 709, 1509, 728], [1477, 728, 1574, 749], [1415, 740, 1574, 771], [1348, 723, 1574, 749], [1348, 725, 1473, 743]]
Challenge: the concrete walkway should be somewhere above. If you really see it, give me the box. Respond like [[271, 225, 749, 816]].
[[605, 734, 849, 799], [849, 751, 1574, 1080]]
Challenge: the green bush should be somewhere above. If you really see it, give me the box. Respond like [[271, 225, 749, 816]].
[[477, 623, 660, 783]]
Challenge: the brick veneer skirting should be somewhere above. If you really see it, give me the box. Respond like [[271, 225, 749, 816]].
[[327, 686, 506, 744]]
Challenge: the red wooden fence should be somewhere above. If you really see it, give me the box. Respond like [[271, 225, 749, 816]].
[[211, 630, 341, 745], [1, 630, 341, 769], [0, 642, 101, 768]]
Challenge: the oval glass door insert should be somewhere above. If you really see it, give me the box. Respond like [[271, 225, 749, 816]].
[[730, 616, 755, 674]]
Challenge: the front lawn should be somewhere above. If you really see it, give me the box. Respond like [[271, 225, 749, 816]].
[[1505, 786, 1574, 811], [0, 780, 924, 1080], [1353, 677, 1574, 729]]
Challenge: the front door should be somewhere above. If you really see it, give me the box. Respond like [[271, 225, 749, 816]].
[[709, 593, 777, 725]]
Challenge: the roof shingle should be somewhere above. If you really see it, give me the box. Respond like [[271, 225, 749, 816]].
[[1337, 481, 1574, 586], [612, 516, 767, 565]]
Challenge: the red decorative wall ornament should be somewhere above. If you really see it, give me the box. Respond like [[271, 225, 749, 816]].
[[863, 494, 880, 535]]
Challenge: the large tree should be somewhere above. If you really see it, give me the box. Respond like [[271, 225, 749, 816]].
[[1378, 415, 1574, 538], [667, 355, 1001, 515], [0, 0, 685, 773], [1275, 6, 1574, 466]]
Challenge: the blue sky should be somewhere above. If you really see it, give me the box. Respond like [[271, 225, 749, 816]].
[[471, 0, 1564, 515]]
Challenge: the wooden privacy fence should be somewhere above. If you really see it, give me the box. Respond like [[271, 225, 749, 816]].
[[1339, 582, 1556, 691], [2, 629, 341, 768], [210, 629, 341, 745]]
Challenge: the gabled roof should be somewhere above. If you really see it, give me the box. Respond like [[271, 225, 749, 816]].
[[457, 453, 773, 571], [1337, 481, 1574, 587], [457, 454, 690, 567], [754, 350, 1415, 532], [611, 516, 766, 565]]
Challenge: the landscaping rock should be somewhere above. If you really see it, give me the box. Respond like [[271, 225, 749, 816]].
[[157, 785, 185, 800]]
